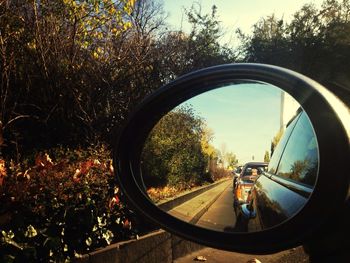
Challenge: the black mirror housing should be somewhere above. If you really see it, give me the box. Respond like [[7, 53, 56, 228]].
[[113, 63, 350, 254]]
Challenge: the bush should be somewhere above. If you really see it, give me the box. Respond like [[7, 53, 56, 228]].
[[210, 167, 231, 182], [0, 145, 137, 262]]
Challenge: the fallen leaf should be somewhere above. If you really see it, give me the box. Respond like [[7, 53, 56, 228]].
[[247, 259, 262, 263], [194, 256, 207, 261]]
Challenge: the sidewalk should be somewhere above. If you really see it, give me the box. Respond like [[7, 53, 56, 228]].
[[167, 179, 231, 224]]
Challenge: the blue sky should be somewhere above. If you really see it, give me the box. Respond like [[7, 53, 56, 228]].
[[177, 83, 299, 164], [163, 0, 324, 46]]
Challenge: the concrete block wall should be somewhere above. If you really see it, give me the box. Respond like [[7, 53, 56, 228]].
[[77, 230, 203, 263]]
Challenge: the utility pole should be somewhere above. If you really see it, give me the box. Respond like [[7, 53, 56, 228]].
[[280, 91, 285, 130]]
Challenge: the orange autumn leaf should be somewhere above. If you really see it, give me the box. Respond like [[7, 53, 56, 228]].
[[109, 195, 120, 209], [123, 219, 131, 229], [109, 161, 114, 174], [80, 160, 93, 175], [0, 159, 6, 176], [0, 159, 6, 186]]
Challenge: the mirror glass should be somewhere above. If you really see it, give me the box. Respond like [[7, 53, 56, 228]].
[[140, 81, 319, 233]]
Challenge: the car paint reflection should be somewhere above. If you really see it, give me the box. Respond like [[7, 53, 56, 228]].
[[250, 174, 308, 230]]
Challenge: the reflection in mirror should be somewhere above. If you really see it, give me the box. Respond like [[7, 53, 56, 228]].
[[140, 81, 319, 233]]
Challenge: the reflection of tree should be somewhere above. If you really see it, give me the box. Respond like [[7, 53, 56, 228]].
[[270, 129, 284, 157], [264, 150, 270, 162], [217, 143, 238, 170], [142, 103, 239, 189], [225, 152, 238, 169], [200, 126, 218, 173], [279, 158, 317, 186], [290, 159, 310, 181], [142, 105, 211, 189], [303, 161, 318, 186]]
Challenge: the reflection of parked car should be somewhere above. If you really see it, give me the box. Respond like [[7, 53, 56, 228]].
[[232, 165, 242, 188], [236, 109, 319, 232], [233, 162, 267, 212], [233, 166, 243, 177]]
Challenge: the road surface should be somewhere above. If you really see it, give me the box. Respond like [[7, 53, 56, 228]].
[[196, 184, 238, 232], [164, 181, 309, 262], [173, 183, 309, 262]]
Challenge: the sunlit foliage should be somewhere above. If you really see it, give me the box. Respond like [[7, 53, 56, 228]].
[[0, 146, 137, 262]]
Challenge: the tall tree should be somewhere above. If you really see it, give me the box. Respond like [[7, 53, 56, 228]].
[[225, 152, 239, 168], [264, 150, 270, 163], [271, 129, 284, 157], [156, 4, 236, 82], [141, 105, 207, 188], [0, 0, 169, 157], [238, 0, 350, 104]]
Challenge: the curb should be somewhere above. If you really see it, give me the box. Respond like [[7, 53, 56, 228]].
[[158, 178, 230, 212], [189, 181, 231, 224]]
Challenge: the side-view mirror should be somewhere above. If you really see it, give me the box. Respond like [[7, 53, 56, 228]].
[[113, 63, 349, 254]]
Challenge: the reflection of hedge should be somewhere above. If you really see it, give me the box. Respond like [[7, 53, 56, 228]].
[[0, 146, 136, 262], [142, 106, 208, 189]]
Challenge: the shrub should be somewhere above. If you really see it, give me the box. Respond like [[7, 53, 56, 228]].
[[210, 167, 231, 182], [0, 145, 137, 262]]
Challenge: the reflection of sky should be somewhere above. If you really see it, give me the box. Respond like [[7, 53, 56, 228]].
[[177, 83, 298, 164]]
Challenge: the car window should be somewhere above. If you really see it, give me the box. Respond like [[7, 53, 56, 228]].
[[267, 112, 301, 174], [275, 112, 318, 187], [242, 165, 267, 176], [243, 168, 252, 176]]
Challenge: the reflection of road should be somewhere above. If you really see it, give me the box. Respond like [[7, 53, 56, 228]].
[[196, 184, 237, 232]]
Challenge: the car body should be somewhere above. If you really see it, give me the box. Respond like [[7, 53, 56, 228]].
[[235, 109, 319, 232], [232, 166, 243, 177], [233, 161, 268, 212]]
